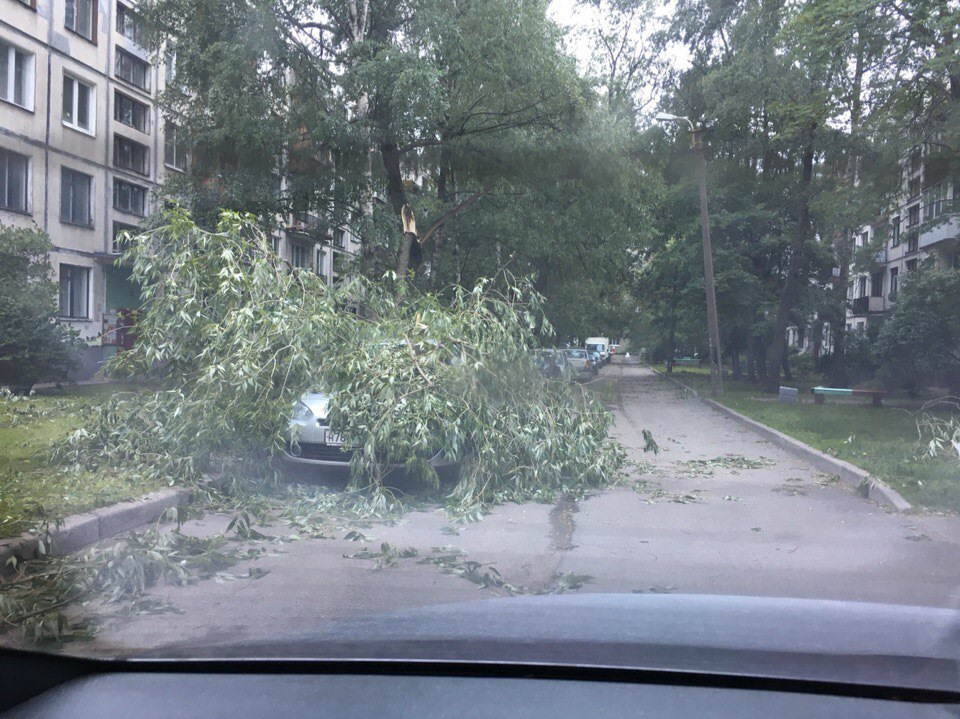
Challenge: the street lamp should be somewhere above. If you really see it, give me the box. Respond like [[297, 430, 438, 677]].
[[655, 112, 723, 397]]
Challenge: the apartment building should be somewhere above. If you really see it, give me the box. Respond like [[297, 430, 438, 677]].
[[281, 210, 362, 287], [1, 0, 180, 376], [847, 148, 959, 334], [1, 0, 363, 377]]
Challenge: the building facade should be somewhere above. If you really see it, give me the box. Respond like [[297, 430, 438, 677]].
[[280, 210, 362, 289], [1, 0, 362, 378], [787, 149, 957, 358], [847, 149, 958, 334], [1, 0, 179, 376]]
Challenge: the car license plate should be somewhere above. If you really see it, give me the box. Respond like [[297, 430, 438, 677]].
[[324, 430, 344, 447]]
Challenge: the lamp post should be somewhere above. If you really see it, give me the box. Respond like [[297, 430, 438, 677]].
[[655, 112, 723, 397]]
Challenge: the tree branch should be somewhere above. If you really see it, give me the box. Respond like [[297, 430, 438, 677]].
[[419, 186, 494, 246]]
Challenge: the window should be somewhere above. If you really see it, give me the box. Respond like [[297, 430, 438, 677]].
[[64, 0, 95, 41], [164, 48, 177, 84], [923, 182, 949, 221], [114, 135, 149, 175], [112, 221, 137, 253], [115, 48, 150, 91], [116, 3, 142, 45], [0, 41, 34, 110], [164, 125, 188, 171], [316, 248, 326, 277], [292, 243, 307, 269], [60, 167, 92, 226], [890, 216, 900, 246], [270, 235, 280, 253], [907, 231, 919, 254], [906, 258, 918, 272], [909, 149, 922, 174], [908, 176, 921, 198], [856, 275, 867, 298], [907, 204, 920, 227], [856, 230, 868, 247], [0, 148, 29, 212], [889, 267, 898, 294], [870, 272, 883, 298], [113, 178, 147, 215], [58, 264, 90, 318], [114, 91, 148, 132], [62, 74, 95, 133], [334, 228, 345, 248]]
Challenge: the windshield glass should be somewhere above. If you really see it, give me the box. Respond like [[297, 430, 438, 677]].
[[1, 0, 959, 680]]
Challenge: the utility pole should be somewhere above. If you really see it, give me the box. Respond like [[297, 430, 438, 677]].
[[655, 113, 723, 396], [691, 127, 723, 397]]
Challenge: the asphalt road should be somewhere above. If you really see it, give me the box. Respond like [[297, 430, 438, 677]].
[[66, 359, 960, 656]]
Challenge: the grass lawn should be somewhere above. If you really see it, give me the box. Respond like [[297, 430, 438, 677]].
[[0, 386, 166, 537], [666, 368, 960, 514]]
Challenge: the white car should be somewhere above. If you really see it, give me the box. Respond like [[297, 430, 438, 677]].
[[285, 391, 455, 468], [285, 392, 347, 465]]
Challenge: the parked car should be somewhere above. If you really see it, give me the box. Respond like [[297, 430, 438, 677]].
[[285, 391, 454, 468], [534, 349, 570, 379], [559, 348, 594, 381]]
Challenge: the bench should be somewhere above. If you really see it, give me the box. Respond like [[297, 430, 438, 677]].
[[667, 357, 700, 367], [810, 386, 887, 407]]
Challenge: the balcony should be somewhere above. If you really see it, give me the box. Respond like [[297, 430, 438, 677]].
[[286, 212, 325, 239], [920, 213, 959, 251], [868, 296, 885, 313], [919, 182, 957, 249], [851, 296, 869, 315]]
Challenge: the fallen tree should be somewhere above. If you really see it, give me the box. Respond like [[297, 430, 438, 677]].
[[55, 210, 627, 514]]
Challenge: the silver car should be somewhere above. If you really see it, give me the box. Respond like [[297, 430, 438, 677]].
[[559, 348, 594, 381], [285, 391, 455, 468], [285, 391, 347, 465]]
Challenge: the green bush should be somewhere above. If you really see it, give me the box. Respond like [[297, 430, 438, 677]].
[[0, 225, 81, 390], [787, 351, 818, 380], [843, 327, 880, 387], [875, 266, 960, 394]]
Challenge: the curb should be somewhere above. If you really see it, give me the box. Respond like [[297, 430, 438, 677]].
[[0, 487, 191, 574], [649, 367, 912, 512]]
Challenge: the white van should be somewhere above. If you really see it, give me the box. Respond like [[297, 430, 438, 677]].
[[585, 337, 610, 364]]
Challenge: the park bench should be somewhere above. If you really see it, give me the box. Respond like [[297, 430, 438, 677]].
[[668, 357, 700, 367], [810, 386, 887, 407]]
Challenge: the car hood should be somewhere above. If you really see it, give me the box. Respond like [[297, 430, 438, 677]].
[[135, 593, 960, 692]]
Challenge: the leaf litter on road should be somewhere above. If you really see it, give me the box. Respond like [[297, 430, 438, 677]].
[[675, 455, 776, 477]]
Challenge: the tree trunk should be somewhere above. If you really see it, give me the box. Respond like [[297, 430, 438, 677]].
[[665, 321, 676, 373], [347, 0, 374, 272], [380, 141, 413, 276], [428, 149, 454, 289], [830, 35, 864, 385], [829, 234, 851, 385], [766, 138, 815, 390], [745, 332, 756, 381]]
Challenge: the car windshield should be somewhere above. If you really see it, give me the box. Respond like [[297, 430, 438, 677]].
[[1, 0, 960, 683]]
